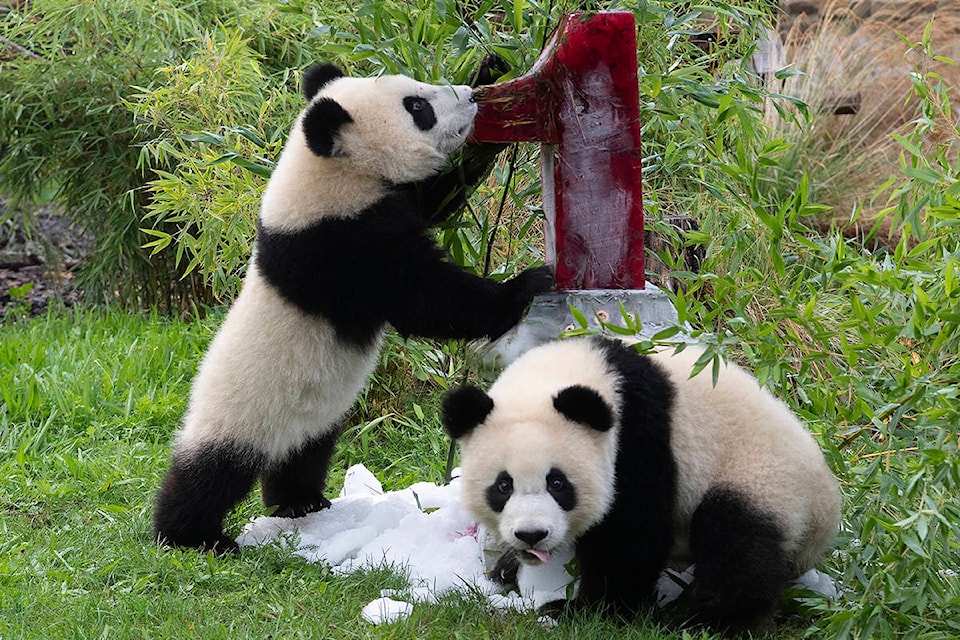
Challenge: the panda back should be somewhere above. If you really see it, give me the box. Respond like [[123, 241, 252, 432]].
[[650, 347, 840, 569]]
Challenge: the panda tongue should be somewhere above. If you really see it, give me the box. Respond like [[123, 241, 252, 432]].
[[526, 549, 551, 564]]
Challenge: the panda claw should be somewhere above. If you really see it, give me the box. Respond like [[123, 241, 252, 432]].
[[490, 549, 521, 589], [469, 53, 510, 88], [270, 495, 332, 519]]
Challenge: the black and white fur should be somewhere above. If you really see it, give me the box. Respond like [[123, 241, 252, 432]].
[[443, 337, 840, 634], [153, 64, 552, 552]]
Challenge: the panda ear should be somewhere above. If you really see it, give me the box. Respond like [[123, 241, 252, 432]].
[[302, 63, 345, 101], [442, 386, 494, 440], [553, 385, 614, 432], [302, 98, 353, 158]]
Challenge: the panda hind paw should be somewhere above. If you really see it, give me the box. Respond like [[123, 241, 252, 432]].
[[270, 495, 332, 519]]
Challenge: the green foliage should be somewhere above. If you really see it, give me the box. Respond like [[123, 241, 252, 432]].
[[131, 30, 294, 302], [820, 35, 960, 640], [661, 29, 960, 639], [0, 0, 338, 309], [636, 0, 780, 192]]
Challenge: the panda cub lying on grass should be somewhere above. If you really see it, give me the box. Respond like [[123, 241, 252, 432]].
[[153, 63, 552, 553], [443, 336, 841, 634]]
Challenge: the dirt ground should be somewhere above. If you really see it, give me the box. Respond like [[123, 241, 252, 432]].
[[0, 200, 87, 319]]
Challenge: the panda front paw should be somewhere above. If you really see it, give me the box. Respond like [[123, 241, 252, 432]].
[[505, 265, 554, 309], [487, 266, 553, 338], [539, 596, 640, 625], [490, 549, 522, 589]]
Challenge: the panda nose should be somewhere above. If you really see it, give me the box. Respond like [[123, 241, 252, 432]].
[[514, 529, 548, 546], [468, 92, 476, 103]]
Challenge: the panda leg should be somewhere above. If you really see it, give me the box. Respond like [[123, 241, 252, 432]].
[[688, 485, 792, 634], [153, 441, 264, 552], [260, 430, 339, 518]]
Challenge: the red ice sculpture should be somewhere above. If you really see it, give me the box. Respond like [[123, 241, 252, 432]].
[[470, 11, 644, 291]]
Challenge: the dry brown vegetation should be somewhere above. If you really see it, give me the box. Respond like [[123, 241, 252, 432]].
[[769, 0, 960, 246]]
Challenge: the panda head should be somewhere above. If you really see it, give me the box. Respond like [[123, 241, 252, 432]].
[[297, 63, 476, 184], [443, 341, 622, 565]]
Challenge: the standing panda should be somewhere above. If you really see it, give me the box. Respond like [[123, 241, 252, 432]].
[[442, 337, 840, 634], [153, 63, 553, 552]]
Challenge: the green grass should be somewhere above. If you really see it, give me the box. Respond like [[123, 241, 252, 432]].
[[0, 306, 816, 639]]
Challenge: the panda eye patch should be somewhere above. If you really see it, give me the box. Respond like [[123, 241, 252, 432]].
[[546, 468, 577, 512], [403, 96, 437, 131], [486, 471, 513, 513]]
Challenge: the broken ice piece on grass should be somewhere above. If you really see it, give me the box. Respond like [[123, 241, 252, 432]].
[[361, 597, 414, 625], [340, 463, 384, 498]]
